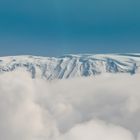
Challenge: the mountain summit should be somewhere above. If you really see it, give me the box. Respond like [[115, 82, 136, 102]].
[[0, 54, 140, 80]]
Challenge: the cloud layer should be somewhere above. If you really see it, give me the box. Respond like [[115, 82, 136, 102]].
[[0, 71, 140, 140]]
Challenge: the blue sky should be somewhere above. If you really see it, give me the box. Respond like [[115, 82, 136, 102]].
[[0, 0, 140, 56]]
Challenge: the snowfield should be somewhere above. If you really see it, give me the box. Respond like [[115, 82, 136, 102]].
[[0, 53, 140, 80], [0, 54, 140, 140]]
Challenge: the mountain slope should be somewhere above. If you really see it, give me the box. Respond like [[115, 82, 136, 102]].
[[0, 53, 140, 80]]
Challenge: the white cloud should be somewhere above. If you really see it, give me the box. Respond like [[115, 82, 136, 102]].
[[61, 120, 135, 140], [0, 71, 140, 140]]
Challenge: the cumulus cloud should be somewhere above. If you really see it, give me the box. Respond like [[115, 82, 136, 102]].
[[61, 120, 135, 140], [0, 71, 140, 140]]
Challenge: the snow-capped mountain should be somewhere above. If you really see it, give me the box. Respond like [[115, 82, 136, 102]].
[[0, 53, 140, 80]]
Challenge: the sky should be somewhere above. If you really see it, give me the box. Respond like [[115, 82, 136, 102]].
[[0, 0, 140, 56]]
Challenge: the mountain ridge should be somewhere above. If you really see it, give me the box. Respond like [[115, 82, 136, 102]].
[[0, 53, 140, 80]]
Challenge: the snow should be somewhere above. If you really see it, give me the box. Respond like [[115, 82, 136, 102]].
[[0, 53, 140, 80]]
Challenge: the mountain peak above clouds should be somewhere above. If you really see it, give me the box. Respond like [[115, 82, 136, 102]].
[[0, 53, 140, 80]]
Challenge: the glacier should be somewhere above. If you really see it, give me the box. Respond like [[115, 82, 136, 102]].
[[0, 53, 140, 80]]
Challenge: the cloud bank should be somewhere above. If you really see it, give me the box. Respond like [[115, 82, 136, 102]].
[[0, 71, 140, 140]]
